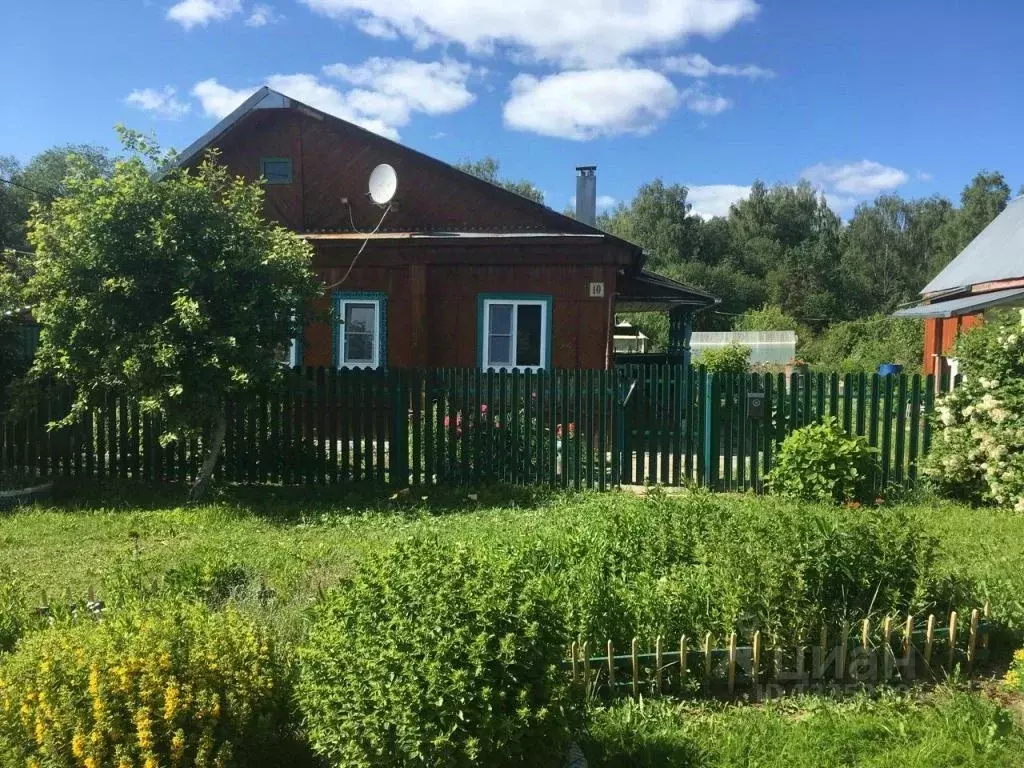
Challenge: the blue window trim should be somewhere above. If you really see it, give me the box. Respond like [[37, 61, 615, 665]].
[[333, 291, 388, 370], [476, 293, 553, 371], [260, 156, 293, 184]]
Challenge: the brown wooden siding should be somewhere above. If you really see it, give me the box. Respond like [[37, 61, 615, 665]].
[[210, 108, 603, 236], [301, 243, 618, 369], [194, 104, 638, 371]]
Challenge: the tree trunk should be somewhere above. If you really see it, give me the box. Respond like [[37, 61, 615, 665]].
[[188, 407, 227, 503]]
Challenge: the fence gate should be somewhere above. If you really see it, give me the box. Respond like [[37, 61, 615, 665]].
[[616, 364, 696, 487]]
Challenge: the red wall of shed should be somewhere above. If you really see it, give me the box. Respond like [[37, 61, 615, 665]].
[[922, 314, 984, 376]]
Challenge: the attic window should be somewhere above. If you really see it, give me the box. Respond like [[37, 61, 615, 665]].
[[260, 157, 292, 184]]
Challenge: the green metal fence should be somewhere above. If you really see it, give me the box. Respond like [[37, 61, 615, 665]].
[[0, 366, 941, 491]]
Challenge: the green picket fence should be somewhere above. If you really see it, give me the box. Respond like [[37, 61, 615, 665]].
[[690, 370, 939, 494], [0, 366, 941, 492]]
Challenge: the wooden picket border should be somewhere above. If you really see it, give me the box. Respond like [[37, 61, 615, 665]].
[[566, 604, 992, 699]]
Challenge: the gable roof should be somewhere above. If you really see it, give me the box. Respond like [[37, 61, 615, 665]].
[[923, 195, 1024, 296], [171, 86, 641, 255]]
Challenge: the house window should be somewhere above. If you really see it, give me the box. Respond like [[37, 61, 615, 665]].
[[334, 293, 387, 369], [479, 295, 551, 371], [260, 157, 292, 184]]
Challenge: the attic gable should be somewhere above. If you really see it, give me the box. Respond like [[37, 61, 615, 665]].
[[175, 88, 635, 249]]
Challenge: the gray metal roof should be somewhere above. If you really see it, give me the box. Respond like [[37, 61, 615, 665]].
[[923, 196, 1024, 295], [893, 286, 1024, 318]]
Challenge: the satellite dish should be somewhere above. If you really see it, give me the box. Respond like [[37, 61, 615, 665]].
[[368, 163, 398, 205]]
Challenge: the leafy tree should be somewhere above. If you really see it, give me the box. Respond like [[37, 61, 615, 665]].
[[598, 180, 703, 269], [733, 304, 813, 348], [803, 315, 923, 374], [0, 250, 30, 399], [674, 261, 766, 331], [734, 304, 800, 332], [0, 145, 114, 252], [26, 133, 320, 499], [840, 195, 955, 315], [932, 171, 1011, 273], [0, 156, 25, 252], [453, 156, 545, 204]]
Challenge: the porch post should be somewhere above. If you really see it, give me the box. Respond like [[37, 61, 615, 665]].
[[668, 307, 693, 368]]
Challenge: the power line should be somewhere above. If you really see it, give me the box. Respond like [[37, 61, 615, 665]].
[[711, 309, 830, 322], [0, 176, 53, 200]]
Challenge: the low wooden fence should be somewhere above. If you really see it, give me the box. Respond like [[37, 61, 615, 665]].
[[0, 366, 945, 492], [567, 605, 991, 700]]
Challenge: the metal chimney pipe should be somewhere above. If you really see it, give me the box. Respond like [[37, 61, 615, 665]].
[[575, 165, 597, 226]]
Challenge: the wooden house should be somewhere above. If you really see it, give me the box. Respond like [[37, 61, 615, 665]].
[[174, 87, 717, 371]]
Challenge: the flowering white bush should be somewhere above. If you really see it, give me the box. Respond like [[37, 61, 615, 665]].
[[924, 309, 1024, 510]]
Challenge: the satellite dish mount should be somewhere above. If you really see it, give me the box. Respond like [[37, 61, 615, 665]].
[[368, 163, 398, 206]]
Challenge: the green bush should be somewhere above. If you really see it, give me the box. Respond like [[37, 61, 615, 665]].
[[924, 310, 1024, 510], [513, 492, 941, 646], [802, 315, 923, 373], [297, 537, 574, 768], [0, 602, 298, 767], [766, 417, 878, 504], [696, 342, 751, 373], [0, 569, 30, 655]]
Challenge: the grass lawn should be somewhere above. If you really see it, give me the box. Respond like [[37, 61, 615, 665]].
[[584, 688, 1024, 767], [3, 482, 1024, 766], [3, 483, 1024, 632]]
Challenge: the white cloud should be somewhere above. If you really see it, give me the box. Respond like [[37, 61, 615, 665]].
[[192, 79, 257, 118], [246, 4, 283, 26], [355, 15, 399, 39], [264, 73, 400, 138], [680, 86, 731, 115], [167, 0, 241, 29], [503, 69, 678, 140], [324, 58, 476, 116], [300, 0, 760, 67], [801, 160, 909, 196], [569, 194, 618, 213], [662, 53, 774, 79], [917, 170, 934, 182], [686, 183, 750, 218], [125, 86, 191, 119], [191, 58, 478, 140], [824, 193, 860, 214]]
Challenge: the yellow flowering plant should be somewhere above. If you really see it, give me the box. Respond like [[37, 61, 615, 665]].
[[1004, 648, 1024, 693], [0, 602, 300, 767]]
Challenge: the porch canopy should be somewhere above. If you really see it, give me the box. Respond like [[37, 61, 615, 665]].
[[615, 269, 719, 364], [615, 269, 719, 313], [893, 286, 1024, 319]]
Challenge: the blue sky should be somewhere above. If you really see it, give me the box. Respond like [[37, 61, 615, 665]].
[[4, 0, 1022, 218]]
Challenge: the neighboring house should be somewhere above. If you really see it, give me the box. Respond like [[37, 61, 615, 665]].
[[173, 87, 717, 372], [895, 196, 1024, 378], [612, 321, 649, 354]]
